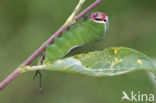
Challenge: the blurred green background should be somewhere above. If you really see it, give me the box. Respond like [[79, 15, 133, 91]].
[[0, 0, 156, 103]]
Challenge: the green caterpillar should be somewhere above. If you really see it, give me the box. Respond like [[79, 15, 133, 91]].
[[44, 12, 109, 64]]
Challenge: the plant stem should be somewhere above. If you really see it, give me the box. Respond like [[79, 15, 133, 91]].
[[0, 0, 103, 91], [25, 65, 47, 72], [64, 0, 85, 26]]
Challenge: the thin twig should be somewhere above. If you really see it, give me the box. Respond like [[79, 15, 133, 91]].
[[64, 0, 85, 26], [0, 0, 103, 91]]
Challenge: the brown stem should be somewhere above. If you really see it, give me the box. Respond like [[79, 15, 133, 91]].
[[0, 0, 103, 91]]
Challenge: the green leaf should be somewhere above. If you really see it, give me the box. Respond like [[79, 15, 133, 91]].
[[22, 47, 156, 77]]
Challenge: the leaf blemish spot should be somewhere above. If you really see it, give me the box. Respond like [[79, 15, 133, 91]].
[[110, 62, 115, 69], [114, 57, 122, 63], [137, 59, 142, 64], [114, 48, 118, 55], [76, 61, 82, 65], [75, 54, 83, 59], [117, 72, 122, 75], [57, 60, 62, 64]]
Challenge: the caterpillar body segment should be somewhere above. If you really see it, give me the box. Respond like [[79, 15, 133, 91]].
[[45, 12, 108, 63]]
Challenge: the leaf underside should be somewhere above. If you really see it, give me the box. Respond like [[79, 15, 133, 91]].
[[38, 47, 156, 77]]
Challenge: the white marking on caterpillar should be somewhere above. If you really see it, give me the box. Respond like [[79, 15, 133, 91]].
[[64, 45, 79, 56]]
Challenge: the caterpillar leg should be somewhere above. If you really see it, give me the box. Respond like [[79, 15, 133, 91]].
[[32, 70, 39, 83], [82, 13, 90, 21], [32, 70, 43, 94], [32, 53, 45, 93], [39, 70, 43, 94], [67, 26, 70, 31]]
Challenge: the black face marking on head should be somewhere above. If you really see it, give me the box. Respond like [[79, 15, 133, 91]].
[[94, 13, 104, 21]]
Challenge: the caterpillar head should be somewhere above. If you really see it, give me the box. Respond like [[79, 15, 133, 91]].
[[91, 12, 109, 32], [91, 12, 108, 23]]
